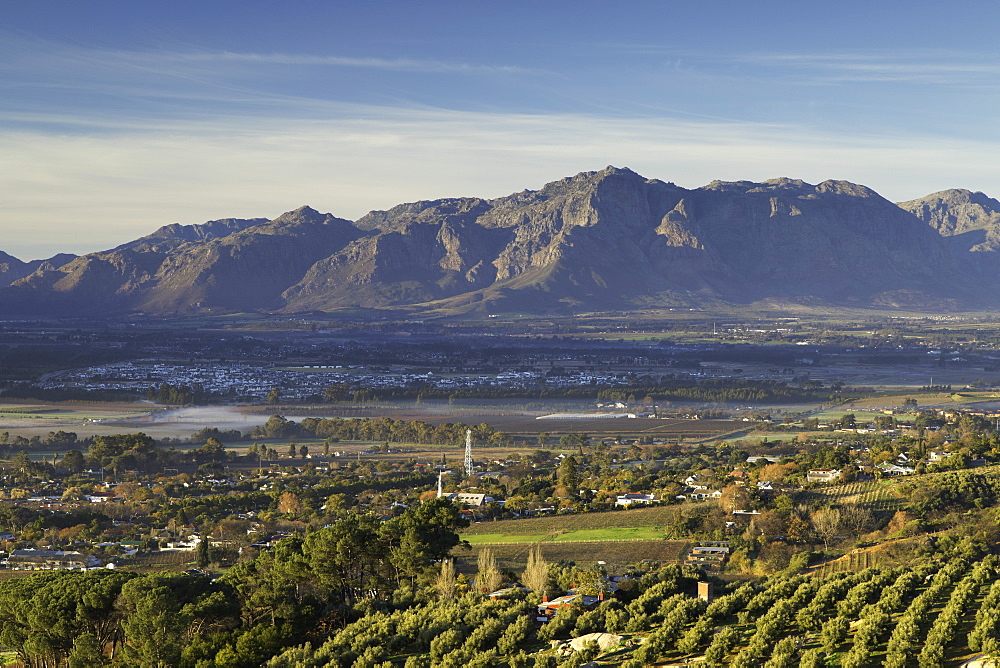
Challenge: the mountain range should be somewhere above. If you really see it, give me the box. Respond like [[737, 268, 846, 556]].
[[4, 166, 1000, 318]]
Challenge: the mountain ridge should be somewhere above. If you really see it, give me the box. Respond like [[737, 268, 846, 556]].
[[0, 168, 996, 317]]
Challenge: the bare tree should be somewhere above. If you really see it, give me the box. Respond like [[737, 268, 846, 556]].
[[476, 548, 503, 595], [435, 558, 457, 600], [841, 503, 876, 538], [522, 544, 549, 594], [812, 507, 842, 550]]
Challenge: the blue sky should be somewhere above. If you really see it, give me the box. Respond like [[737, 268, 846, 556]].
[[3, 1, 1000, 259]]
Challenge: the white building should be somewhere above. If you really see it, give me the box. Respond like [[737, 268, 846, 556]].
[[615, 493, 656, 507]]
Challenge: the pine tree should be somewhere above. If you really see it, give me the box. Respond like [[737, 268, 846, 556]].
[[558, 456, 579, 492]]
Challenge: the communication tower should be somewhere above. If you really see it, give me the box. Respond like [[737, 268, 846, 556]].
[[464, 429, 474, 476]]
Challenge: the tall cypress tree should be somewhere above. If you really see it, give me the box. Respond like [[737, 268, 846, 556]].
[[196, 537, 210, 568]]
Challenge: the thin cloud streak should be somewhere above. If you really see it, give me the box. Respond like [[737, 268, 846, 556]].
[[746, 52, 1000, 84], [604, 44, 1000, 84], [169, 51, 530, 74], [0, 34, 532, 78]]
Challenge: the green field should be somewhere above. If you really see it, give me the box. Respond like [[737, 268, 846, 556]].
[[463, 504, 705, 536], [722, 433, 807, 444], [809, 409, 896, 422], [0, 401, 158, 433], [463, 526, 667, 544]]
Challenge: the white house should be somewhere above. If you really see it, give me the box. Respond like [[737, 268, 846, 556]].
[[615, 493, 656, 507]]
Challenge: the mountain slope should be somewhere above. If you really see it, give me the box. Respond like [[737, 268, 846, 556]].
[[3, 207, 363, 314]]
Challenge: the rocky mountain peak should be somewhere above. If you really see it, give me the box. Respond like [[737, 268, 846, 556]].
[[598, 164, 642, 178], [899, 188, 1000, 215], [0, 251, 77, 288], [758, 177, 811, 190], [356, 197, 491, 232], [816, 180, 880, 198], [115, 217, 267, 252], [699, 177, 878, 200], [271, 205, 327, 225], [532, 165, 645, 195]]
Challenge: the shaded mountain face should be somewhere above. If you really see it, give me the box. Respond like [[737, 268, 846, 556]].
[[0, 168, 991, 317], [0, 252, 76, 288], [677, 177, 962, 308], [0, 251, 29, 287]]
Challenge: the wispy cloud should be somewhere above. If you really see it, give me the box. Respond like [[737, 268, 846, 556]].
[[603, 44, 1000, 85], [0, 33, 531, 79], [0, 34, 544, 137], [743, 51, 1000, 84], [164, 50, 530, 74]]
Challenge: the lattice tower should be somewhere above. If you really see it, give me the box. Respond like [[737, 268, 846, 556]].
[[464, 429, 474, 476]]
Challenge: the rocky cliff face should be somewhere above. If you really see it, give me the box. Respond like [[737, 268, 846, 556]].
[[0, 168, 992, 317], [282, 168, 732, 312], [283, 167, 968, 312], [899, 189, 1000, 253]]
